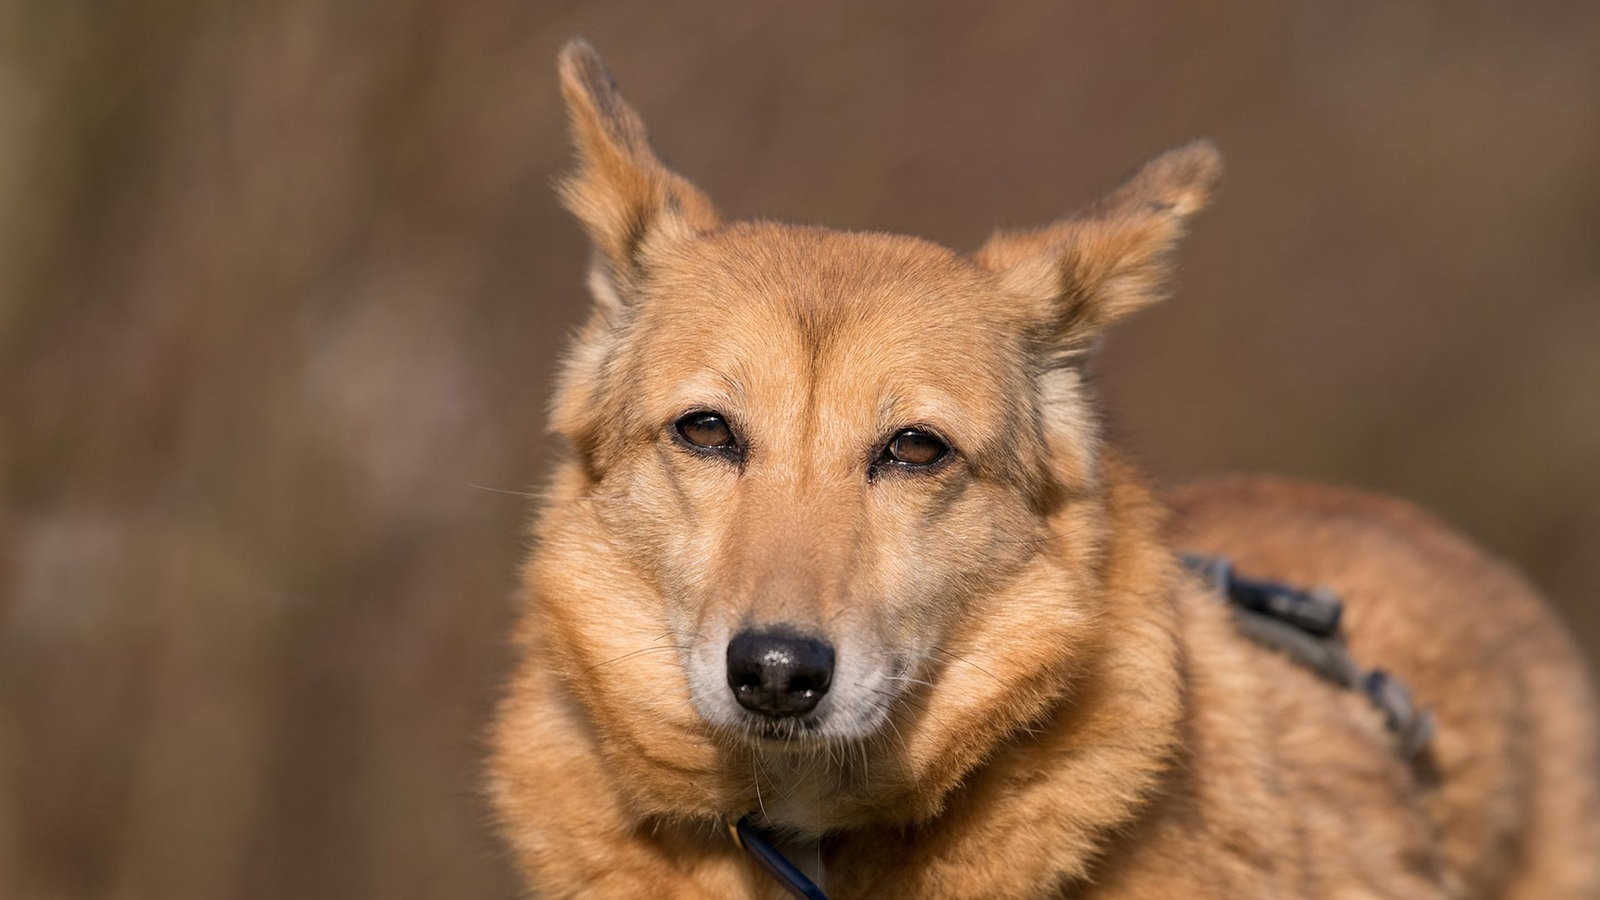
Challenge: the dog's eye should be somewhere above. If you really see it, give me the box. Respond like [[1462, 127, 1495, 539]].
[[674, 412, 737, 451], [881, 428, 950, 468]]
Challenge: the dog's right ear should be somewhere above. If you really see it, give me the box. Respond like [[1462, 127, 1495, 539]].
[[974, 141, 1221, 366], [556, 39, 719, 312]]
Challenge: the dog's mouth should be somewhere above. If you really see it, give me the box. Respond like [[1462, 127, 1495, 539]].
[[742, 713, 828, 746]]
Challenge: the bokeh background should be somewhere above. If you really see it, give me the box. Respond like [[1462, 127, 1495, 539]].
[[3, 2, 1598, 897]]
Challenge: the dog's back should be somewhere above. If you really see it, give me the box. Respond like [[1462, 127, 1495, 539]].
[[1158, 477, 1600, 897]]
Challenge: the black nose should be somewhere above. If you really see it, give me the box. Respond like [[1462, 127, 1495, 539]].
[[726, 629, 835, 718]]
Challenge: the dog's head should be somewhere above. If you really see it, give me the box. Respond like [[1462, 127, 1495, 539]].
[[526, 40, 1217, 827]]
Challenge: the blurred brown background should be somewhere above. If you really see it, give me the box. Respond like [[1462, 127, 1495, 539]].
[[2, 2, 1597, 897]]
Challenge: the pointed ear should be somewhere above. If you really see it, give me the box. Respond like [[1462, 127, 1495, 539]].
[[974, 140, 1221, 363], [556, 39, 719, 308]]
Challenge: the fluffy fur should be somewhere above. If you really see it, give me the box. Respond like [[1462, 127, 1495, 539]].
[[487, 40, 1600, 898]]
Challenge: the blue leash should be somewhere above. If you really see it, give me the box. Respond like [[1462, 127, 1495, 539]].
[[728, 815, 828, 899]]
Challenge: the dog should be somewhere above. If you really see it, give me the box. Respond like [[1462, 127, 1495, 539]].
[[487, 39, 1600, 898]]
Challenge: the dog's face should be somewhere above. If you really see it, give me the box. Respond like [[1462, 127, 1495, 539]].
[[527, 41, 1217, 824], [579, 225, 1059, 744]]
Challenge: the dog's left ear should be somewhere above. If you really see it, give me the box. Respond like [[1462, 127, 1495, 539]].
[[974, 141, 1221, 363], [557, 39, 720, 310]]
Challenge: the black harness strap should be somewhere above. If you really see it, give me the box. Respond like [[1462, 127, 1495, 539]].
[[730, 555, 1435, 898], [1180, 553, 1435, 759]]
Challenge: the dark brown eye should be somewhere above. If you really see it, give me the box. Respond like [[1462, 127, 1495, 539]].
[[881, 428, 949, 468], [674, 412, 737, 452]]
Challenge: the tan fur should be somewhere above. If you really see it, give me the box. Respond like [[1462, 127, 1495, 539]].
[[487, 40, 1600, 898]]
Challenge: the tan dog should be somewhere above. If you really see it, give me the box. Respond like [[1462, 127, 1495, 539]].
[[488, 40, 1600, 898]]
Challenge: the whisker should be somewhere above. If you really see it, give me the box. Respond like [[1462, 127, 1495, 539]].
[[931, 647, 1005, 688], [872, 685, 929, 702], [582, 644, 685, 674], [467, 482, 541, 499], [751, 755, 768, 821], [883, 712, 911, 759]]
